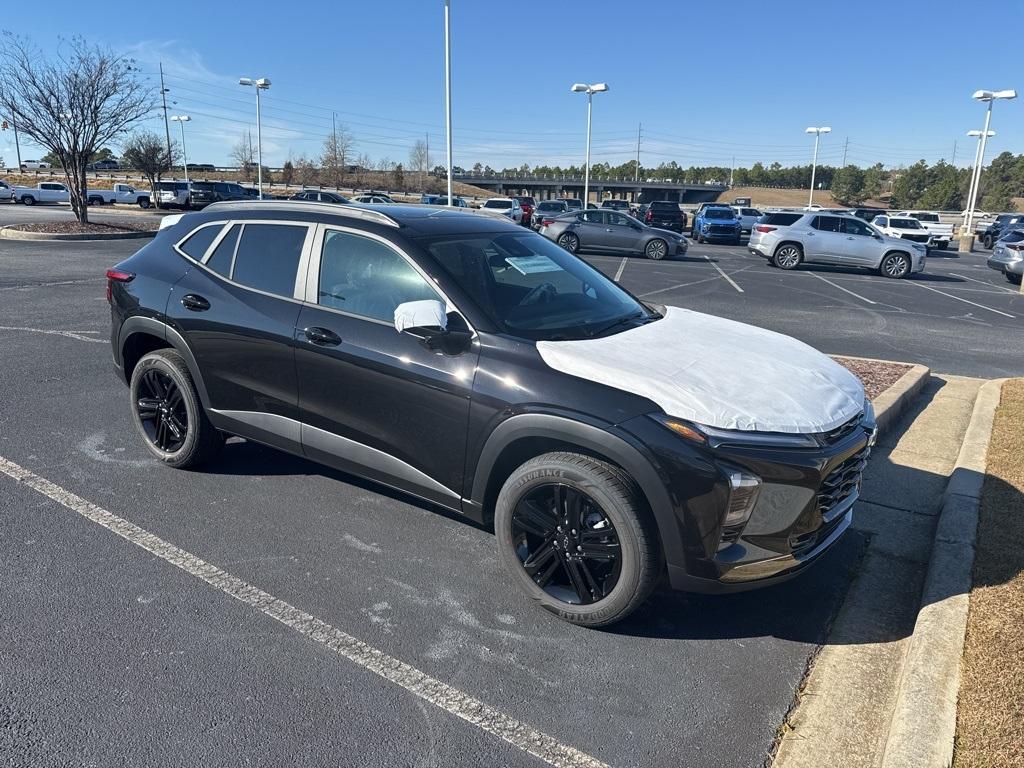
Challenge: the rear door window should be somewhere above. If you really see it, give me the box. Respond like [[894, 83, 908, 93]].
[[179, 224, 224, 260], [230, 223, 308, 297], [812, 216, 844, 232]]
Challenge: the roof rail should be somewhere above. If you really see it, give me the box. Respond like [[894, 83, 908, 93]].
[[202, 200, 401, 229]]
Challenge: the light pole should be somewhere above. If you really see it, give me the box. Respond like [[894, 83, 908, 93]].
[[571, 82, 608, 208], [170, 115, 191, 184], [964, 128, 994, 240], [444, 0, 453, 206], [805, 126, 831, 207], [963, 89, 1016, 239], [239, 77, 271, 199]]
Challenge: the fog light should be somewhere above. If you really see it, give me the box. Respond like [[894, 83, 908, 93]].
[[725, 470, 761, 527]]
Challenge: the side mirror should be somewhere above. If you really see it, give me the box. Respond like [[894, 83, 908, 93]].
[[394, 299, 447, 334]]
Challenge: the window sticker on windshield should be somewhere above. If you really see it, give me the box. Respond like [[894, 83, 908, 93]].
[[505, 255, 562, 275]]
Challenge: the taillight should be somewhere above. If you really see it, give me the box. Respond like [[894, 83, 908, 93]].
[[754, 225, 776, 233], [106, 268, 135, 302], [1007, 242, 1024, 251], [541, 218, 555, 227]]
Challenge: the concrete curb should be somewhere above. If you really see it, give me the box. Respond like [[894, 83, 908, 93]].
[[0, 225, 156, 241], [832, 355, 931, 435], [879, 377, 1006, 768]]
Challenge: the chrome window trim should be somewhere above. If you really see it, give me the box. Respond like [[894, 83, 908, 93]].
[[173, 221, 228, 263], [174, 218, 316, 303], [304, 223, 477, 336]]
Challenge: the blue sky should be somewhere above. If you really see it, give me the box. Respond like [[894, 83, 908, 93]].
[[7, 0, 1023, 170]]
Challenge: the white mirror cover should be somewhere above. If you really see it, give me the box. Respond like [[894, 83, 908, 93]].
[[394, 299, 447, 333], [536, 306, 864, 434]]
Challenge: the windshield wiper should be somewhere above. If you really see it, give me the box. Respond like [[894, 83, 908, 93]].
[[588, 311, 649, 338]]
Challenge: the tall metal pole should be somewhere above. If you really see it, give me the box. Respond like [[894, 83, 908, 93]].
[[966, 101, 993, 235], [841, 136, 848, 166], [255, 87, 264, 200], [808, 131, 821, 208], [159, 63, 172, 170], [178, 120, 189, 184], [332, 111, 338, 187], [634, 122, 641, 182], [963, 134, 985, 235], [729, 156, 735, 188], [951, 139, 957, 166], [444, 0, 453, 206], [583, 92, 593, 207]]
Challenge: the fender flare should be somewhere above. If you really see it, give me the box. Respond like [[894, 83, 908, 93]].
[[118, 316, 211, 408], [469, 413, 684, 566]]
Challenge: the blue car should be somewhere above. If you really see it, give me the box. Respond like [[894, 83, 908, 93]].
[[694, 205, 742, 244]]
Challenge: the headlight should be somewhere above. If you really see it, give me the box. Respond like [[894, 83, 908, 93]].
[[648, 413, 819, 448]]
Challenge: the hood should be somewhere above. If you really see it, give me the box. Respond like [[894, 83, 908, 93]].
[[536, 306, 864, 434]]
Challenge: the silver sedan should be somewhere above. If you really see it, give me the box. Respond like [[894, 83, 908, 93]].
[[540, 209, 689, 260]]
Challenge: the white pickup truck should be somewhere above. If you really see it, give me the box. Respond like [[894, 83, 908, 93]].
[[892, 211, 954, 250], [13, 182, 69, 205], [86, 183, 152, 208]]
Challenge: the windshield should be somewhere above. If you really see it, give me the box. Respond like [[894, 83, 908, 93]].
[[484, 200, 512, 209], [891, 219, 922, 229], [419, 231, 656, 341], [705, 208, 735, 219]]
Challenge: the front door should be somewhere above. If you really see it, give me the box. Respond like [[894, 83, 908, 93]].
[[840, 216, 883, 266], [294, 226, 479, 508], [805, 215, 850, 264], [603, 211, 643, 252]]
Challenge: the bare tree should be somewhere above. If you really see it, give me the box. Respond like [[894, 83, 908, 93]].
[[0, 34, 153, 224], [121, 130, 179, 207], [321, 123, 353, 188], [231, 132, 256, 181], [409, 139, 429, 173], [294, 155, 319, 187]]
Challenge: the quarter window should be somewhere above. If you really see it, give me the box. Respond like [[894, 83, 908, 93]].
[[179, 224, 224, 260], [317, 230, 442, 322], [581, 210, 605, 224], [205, 223, 241, 276], [231, 223, 307, 297]]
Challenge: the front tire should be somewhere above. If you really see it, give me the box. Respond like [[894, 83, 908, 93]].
[[880, 252, 911, 279], [129, 349, 223, 469], [1007, 272, 1022, 285], [774, 243, 803, 270], [494, 452, 661, 628], [557, 232, 580, 254], [645, 238, 668, 260], [983, 234, 994, 249]]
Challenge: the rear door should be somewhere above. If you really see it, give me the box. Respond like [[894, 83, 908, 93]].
[[576, 210, 611, 251], [165, 219, 315, 452], [293, 226, 478, 507]]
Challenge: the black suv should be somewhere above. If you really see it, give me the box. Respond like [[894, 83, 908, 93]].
[[190, 181, 250, 208], [600, 199, 632, 213], [643, 200, 687, 232], [108, 201, 874, 626], [979, 213, 1024, 249]]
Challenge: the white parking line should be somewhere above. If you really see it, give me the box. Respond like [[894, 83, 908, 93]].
[[908, 281, 1015, 318], [0, 325, 105, 343], [949, 272, 1019, 294], [805, 272, 877, 305], [0, 455, 608, 768], [613, 257, 628, 282], [702, 255, 744, 293]]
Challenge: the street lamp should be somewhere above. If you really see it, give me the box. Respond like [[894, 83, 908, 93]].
[[805, 126, 831, 208], [964, 129, 995, 237], [571, 82, 609, 208], [239, 77, 271, 199], [170, 115, 191, 184], [962, 89, 1016, 238]]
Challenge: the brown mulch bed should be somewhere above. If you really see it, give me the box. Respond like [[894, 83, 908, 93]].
[[831, 356, 912, 399], [6, 220, 158, 234], [955, 378, 1024, 768]]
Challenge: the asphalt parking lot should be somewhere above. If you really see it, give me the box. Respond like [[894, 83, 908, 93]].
[[0, 220, 1018, 767]]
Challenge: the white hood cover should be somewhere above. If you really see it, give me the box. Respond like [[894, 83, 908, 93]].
[[536, 306, 864, 434]]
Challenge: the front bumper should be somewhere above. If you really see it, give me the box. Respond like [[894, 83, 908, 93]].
[[988, 254, 1024, 276]]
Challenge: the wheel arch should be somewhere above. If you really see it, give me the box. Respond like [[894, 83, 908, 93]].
[[468, 413, 680, 563], [773, 239, 804, 256], [119, 316, 211, 408]]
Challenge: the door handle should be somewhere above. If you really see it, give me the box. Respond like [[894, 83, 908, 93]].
[[847, 236, 856, 240], [302, 326, 342, 346], [181, 293, 210, 311]]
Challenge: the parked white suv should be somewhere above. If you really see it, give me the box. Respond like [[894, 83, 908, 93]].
[[481, 197, 523, 224], [870, 215, 934, 249], [890, 211, 953, 250], [749, 211, 926, 278]]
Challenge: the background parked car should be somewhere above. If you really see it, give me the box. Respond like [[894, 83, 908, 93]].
[[0, 180, 15, 203], [86, 159, 120, 171], [514, 195, 535, 226], [190, 181, 250, 208], [870, 215, 934, 248], [749, 212, 926, 278], [542, 208, 688, 259], [434, 196, 469, 207], [644, 200, 687, 233], [13, 182, 68, 205], [156, 181, 192, 209], [978, 213, 1024, 249], [986, 228, 1024, 285], [20, 160, 50, 170], [693, 205, 742, 244], [290, 189, 352, 204], [601, 199, 632, 213], [731, 206, 763, 236], [482, 197, 523, 223], [532, 199, 569, 230], [420, 193, 440, 204], [848, 207, 888, 222], [354, 194, 395, 204], [555, 197, 583, 212], [891, 210, 953, 250]]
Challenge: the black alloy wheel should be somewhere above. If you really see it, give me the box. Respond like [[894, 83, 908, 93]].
[[557, 232, 580, 253], [511, 483, 622, 605], [136, 368, 188, 453]]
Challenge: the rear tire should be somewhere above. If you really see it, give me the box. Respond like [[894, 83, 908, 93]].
[[774, 243, 803, 270], [21, 195, 34, 206], [129, 349, 223, 469], [138, 198, 151, 209], [494, 452, 661, 628]]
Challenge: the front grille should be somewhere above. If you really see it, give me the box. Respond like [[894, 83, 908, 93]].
[[818, 446, 869, 519], [821, 412, 864, 444], [902, 234, 930, 243], [709, 224, 736, 234]]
